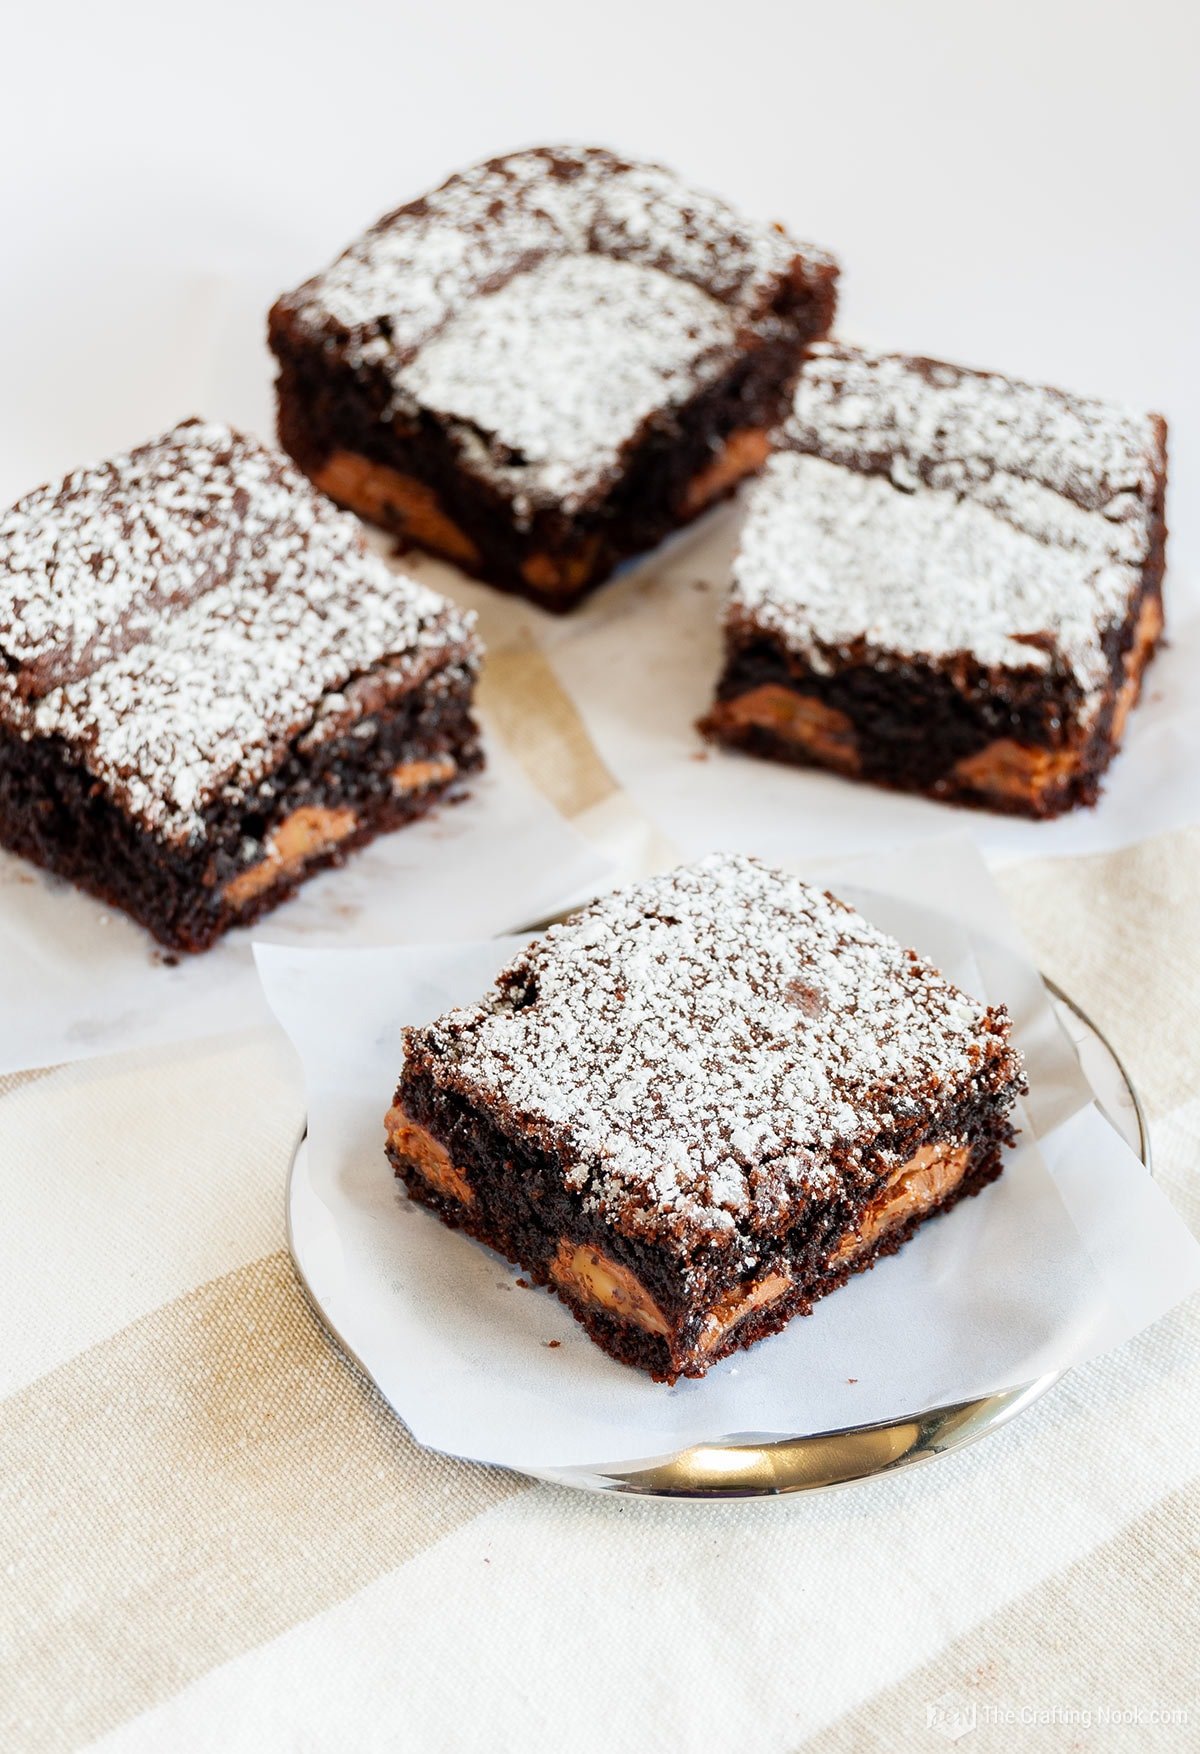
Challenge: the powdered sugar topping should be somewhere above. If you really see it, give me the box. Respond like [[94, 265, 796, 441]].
[[275, 147, 836, 513], [399, 255, 740, 514], [792, 344, 1162, 513], [284, 147, 821, 366], [733, 345, 1165, 708], [411, 855, 1016, 1252], [0, 420, 477, 842]]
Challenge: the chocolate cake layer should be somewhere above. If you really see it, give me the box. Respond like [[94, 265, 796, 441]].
[[270, 147, 838, 609], [387, 855, 1024, 1381], [702, 344, 1168, 817], [0, 419, 482, 951]]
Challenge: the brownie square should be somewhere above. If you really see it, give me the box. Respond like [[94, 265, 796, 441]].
[[388, 854, 1024, 1382], [702, 343, 1168, 817], [0, 418, 482, 952], [269, 146, 838, 611]]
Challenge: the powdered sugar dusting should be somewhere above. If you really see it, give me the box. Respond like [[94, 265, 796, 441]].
[[409, 855, 1018, 1252], [275, 146, 836, 513], [400, 255, 740, 514], [283, 146, 824, 367], [737, 454, 1143, 697], [792, 343, 1162, 513], [732, 344, 1165, 711], [0, 420, 478, 843]]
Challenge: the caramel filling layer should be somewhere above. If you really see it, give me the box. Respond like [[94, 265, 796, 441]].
[[831, 1140, 970, 1265], [224, 760, 452, 913], [314, 449, 596, 595], [948, 739, 1080, 804], [224, 804, 357, 910], [953, 590, 1164, 804], [679, 426, 771, 520], [316, 424, 771, 602], [551, 1242, 792, 1357], [386, 1107, 475, 1206], [711, 684, 860, 774], [313, 452, 480, 567], [1109, 590, 1164, 745], [391, 754, 458, 794], [520, 542, 602, 597], [386, 1125, 968, 1355], [695, 1268, 793, 1355], [550, 1242, 671, 1337]]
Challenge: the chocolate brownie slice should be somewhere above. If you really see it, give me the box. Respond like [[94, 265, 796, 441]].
[[387, 854, 1024, 1381], [270, 146, 838, 610], [0, 418, 482, 951], [702, 343, 1168, 816]]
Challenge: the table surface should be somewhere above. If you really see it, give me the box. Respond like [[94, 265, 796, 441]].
[[3, 3, 1199, 1749]]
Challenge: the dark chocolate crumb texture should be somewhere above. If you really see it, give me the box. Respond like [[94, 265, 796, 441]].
[[270, 146, 838, 610], [702, 343, 1168, 817], [0, 418, 482, 952], [388, 854, 1024, 1382]]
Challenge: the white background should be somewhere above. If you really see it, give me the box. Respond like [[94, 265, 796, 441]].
[[3, 0, 1196, 571]]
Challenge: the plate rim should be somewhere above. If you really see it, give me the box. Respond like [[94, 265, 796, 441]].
[[285, 975, 1149, 1499]]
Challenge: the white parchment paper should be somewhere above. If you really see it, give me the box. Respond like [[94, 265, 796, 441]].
[[0, 731, 612, 1075], [257, 842, 1200, 1472], [541, 501, 1200, 866]]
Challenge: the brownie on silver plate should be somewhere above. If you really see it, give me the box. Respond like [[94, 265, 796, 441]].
[[0, 419, 482, 952], [269, 146, 838, 611], [702, 343, 1168, 817], [387, 854, 1024, 1382]]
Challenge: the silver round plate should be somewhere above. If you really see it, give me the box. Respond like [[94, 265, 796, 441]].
[[287, 978, 1148, 1498]]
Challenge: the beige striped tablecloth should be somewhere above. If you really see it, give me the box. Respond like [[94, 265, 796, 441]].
[[3, 656, 1198, 1753]]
